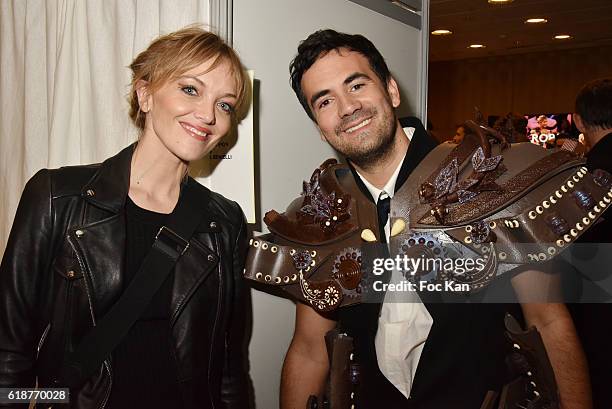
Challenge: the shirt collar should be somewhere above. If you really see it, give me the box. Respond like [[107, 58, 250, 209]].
[[355, 157, 403, 203]]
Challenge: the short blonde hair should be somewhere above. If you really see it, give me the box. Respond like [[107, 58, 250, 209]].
[[128, 26, 249, 130]]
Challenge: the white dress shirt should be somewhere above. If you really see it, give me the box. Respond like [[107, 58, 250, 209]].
[[354, 126, 433, 399]]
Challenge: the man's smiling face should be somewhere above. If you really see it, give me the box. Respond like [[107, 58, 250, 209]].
[[300, 48, 401, 167]]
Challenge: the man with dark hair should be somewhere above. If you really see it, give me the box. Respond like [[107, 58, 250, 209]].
[[248, 29, 592, 409], [572, 77, 612, 409]]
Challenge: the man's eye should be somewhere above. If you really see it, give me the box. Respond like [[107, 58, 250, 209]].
[[318, 99, 331, 109], [181, 86, 198, 96], [217, 102, 234, 113], [351, 83, 365, 91]]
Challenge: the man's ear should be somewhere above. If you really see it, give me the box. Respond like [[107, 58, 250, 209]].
[[135, 80, 152, 113], [387, 76, 401, 109], [573, 113, 586, 133]]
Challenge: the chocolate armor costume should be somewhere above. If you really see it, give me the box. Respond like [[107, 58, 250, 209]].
[[245, 122, 612, 310], [244, 119, 611, 408]]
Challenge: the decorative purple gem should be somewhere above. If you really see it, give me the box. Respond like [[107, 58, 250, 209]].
[[292, 250, 313, 271], [593, 169, 612, 188], [573, 190, 595, 210], [545, 213, 570, 236], [469, 220, 494, 244]]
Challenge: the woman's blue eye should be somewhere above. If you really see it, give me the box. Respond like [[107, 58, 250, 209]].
[[218, 102, 234, 113], [181, 86, 198, 96]]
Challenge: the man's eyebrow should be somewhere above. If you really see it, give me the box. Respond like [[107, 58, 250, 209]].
[[344, 72, 371, 85], [309, 72, 373, 108]]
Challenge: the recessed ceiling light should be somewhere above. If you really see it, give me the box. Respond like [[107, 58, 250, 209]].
[[431, 29, 453, 36], [525, 18, 548, 24], [488, 0, 514, 4], [554, 34, 572, 40], [468, 44, 486, 49]]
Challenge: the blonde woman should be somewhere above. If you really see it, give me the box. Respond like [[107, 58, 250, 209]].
[[0, 27, 250, 409]]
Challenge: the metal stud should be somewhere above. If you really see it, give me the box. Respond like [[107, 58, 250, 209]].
[[311, 250, 317, 257], [561, 185, 568, 193], [595, 206, 601, 213], [284, 276, 290, 283], [605, 196, 611, 203], [573, 175, 580, 182], [489, 221, 496, 229], [581, 166, 588, 172], [576, 223, 583, 231], [209, 221, 217, 229], [548, 247, 556, 255], [75, 230, 84, 237], [528, 211, 537, 220], [564, 234, 572, 243], [207, 254, 215, 262], [86, 189, 95, 197], [543, 201, 550, 209], [67, 270, 75, 278], [499, 252, 507, 260], [289, 249, 296, 255], [271, 246, 278, 253], [265, 275, 272, 282], [274, 277, 282, 284], [600, 200, 607, 208], [570, 229, 578, 237], [464, 236, 472, 244], [550, 195, 557, 204], [567, 181, 575, 188], [253, 241, 259, 247], [249, 238, 253, 245], [465, 225, 473, 232], [262, 243, 269, 250], [513, 343, 521, 350], [536, 206, 544, 214], [311, 260, 316, 266], [555, 190, 562, 198], [556, 239, 565, 247], [255, 272, 262, 279]]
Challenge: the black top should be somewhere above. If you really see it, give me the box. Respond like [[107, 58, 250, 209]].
[[339, 118, 522, 409], [570, 132, 612, 409], [106, 197, 183, 409]]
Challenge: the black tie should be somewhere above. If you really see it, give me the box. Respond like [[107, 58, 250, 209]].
[[377, 194, 391, 244]]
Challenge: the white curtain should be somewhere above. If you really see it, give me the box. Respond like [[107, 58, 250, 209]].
[[0, 0, 209, 252]]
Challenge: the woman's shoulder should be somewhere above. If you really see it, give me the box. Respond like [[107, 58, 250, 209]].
[[190, 178, 245, 227]]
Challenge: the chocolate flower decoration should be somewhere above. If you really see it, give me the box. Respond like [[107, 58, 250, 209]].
[[292, 250, 313, 271], [472, 147, 503, 173]]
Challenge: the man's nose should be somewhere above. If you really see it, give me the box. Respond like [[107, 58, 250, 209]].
[[337, 94, 361, 118]]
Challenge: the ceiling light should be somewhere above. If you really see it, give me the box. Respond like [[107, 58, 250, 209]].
[[554, 34, 572, 40], [468, 44, 486, 49], [431, 29, 453, 36], [525, 18, 548, 24], [488, 0, 514, 3]]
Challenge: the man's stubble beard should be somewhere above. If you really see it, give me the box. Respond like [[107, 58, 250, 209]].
[[336, 106, 398, 171]]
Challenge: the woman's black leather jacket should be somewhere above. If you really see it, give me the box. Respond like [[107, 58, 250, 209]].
[[0, 145, 250, 408]]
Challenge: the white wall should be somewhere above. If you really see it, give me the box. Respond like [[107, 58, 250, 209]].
[[232, 1, 425, 407]]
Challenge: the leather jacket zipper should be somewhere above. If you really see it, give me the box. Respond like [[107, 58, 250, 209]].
[[36, 323, 52, 359], [208, 232, 223, 409], [67, 234, 112, 409]]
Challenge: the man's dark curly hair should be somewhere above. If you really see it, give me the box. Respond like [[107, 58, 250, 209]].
[[289, 29, 391, 121], [575, 78, 612, 130]]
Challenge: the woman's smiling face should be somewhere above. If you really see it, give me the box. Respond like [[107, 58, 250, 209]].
[[139, 57, 238, 162]]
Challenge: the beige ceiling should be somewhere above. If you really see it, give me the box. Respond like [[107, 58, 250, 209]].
[[429, 0, 612, 61]]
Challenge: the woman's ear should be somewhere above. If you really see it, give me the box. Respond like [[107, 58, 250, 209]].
[[135, 80, 152, 113]]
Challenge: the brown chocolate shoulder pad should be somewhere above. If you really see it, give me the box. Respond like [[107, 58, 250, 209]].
[[264, 158, 359, 245]]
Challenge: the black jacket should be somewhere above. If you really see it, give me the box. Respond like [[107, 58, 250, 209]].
[[0, 145, 250, 408]]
